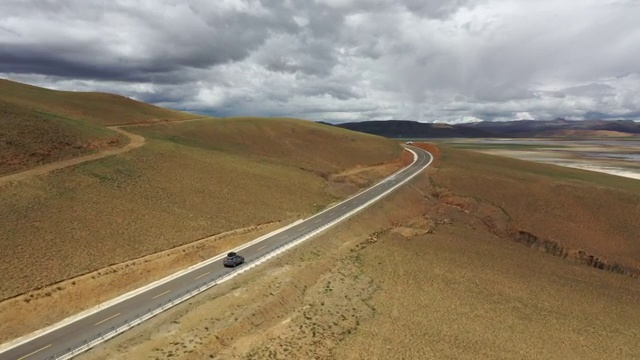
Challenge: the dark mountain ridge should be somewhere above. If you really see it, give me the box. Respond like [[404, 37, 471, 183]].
[[328, 119, 640, 138]]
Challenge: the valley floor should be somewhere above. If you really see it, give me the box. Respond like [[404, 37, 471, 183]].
[[449, 138, 640, 180]]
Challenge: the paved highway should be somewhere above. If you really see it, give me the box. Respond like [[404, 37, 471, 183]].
[[0, 147, 432, 360]]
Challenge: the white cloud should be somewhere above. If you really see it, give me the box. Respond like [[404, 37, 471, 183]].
[[515, 112, 534, 120], [1, 0, 639, 123]]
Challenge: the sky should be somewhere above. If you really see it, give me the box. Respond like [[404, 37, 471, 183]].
[[1, 0, 639, 123]]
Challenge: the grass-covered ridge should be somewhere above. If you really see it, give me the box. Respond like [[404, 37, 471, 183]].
[[130, 117, 402, 175], [0, 79, 194, 126]]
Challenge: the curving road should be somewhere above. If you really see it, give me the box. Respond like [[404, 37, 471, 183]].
[[0, 146, 432, 360]]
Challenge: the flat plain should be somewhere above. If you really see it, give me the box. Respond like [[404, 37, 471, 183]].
[[448, 137, 640, 180]]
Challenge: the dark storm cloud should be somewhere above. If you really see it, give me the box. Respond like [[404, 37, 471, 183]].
[[402, 0, 479, 18], [0, 0, 300, 82], [1, 0, 640, 122]]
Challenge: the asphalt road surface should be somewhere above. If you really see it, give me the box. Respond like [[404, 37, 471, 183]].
[[1, 147, 432, 360]]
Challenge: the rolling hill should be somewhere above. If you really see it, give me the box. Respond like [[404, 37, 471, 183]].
[[0, 79, 193, 126], [0, 79, 196, 175], [0, 79, 405, 334]]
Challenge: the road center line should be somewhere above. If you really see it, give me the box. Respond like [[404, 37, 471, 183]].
[[151, 289, 171, 300], [94, 313, 121, 326], [257, 245, 267, 251], [17, 344, 51, 360], [194, 271, 210, 280]]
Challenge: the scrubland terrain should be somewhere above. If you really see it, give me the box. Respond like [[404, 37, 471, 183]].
[[0, 81, 404, 343], [0, 99, 125, 175], [80, 144, 639, 360], [130, 117, 402, 178], [431, 146, 640, 270], [0, 123, 401, 299]]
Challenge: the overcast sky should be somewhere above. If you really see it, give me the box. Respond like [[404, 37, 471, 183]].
[[2, 0, 639, 123]]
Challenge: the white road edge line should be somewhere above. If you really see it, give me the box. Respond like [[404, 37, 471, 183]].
[[0, 148, 431, 357], [0, 219, 304, 353]]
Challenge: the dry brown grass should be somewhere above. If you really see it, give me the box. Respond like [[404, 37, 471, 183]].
[[129, 117, 402, 176], [0, 100, 126, 175], [0, 79, 194, 126], [0, 222, 285, 344], [79, 159, 640, 360], [0, 140, 322, 301], [0, 120, 403, 302], [430, 146, 640, 269], [0, 78, 197, 175]]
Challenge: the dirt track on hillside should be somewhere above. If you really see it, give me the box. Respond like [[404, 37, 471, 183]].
[[0, 127, 145, 187], [0, 117, 212, 187]]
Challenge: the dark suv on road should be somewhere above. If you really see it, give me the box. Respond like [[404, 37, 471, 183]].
[[223, 252, 245, 267]]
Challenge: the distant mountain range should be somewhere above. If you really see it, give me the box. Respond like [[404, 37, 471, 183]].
[[324, 119, 640, 138]]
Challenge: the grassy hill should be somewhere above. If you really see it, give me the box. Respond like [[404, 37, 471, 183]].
[[0, 79, 193, 126], [130, 117, 401, 177], [0, 79, 196, 175], [0, 82, 404, 304]]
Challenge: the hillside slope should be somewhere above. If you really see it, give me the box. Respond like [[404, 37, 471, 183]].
[[131, 117, 401, 176], [0, 79, 194, 126], [0, 79, 196, 175], [0, 111, 404, 303], [0, 99, 125, 175]]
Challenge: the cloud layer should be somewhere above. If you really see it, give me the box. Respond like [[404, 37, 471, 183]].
[[2, 0, 639, 123]]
